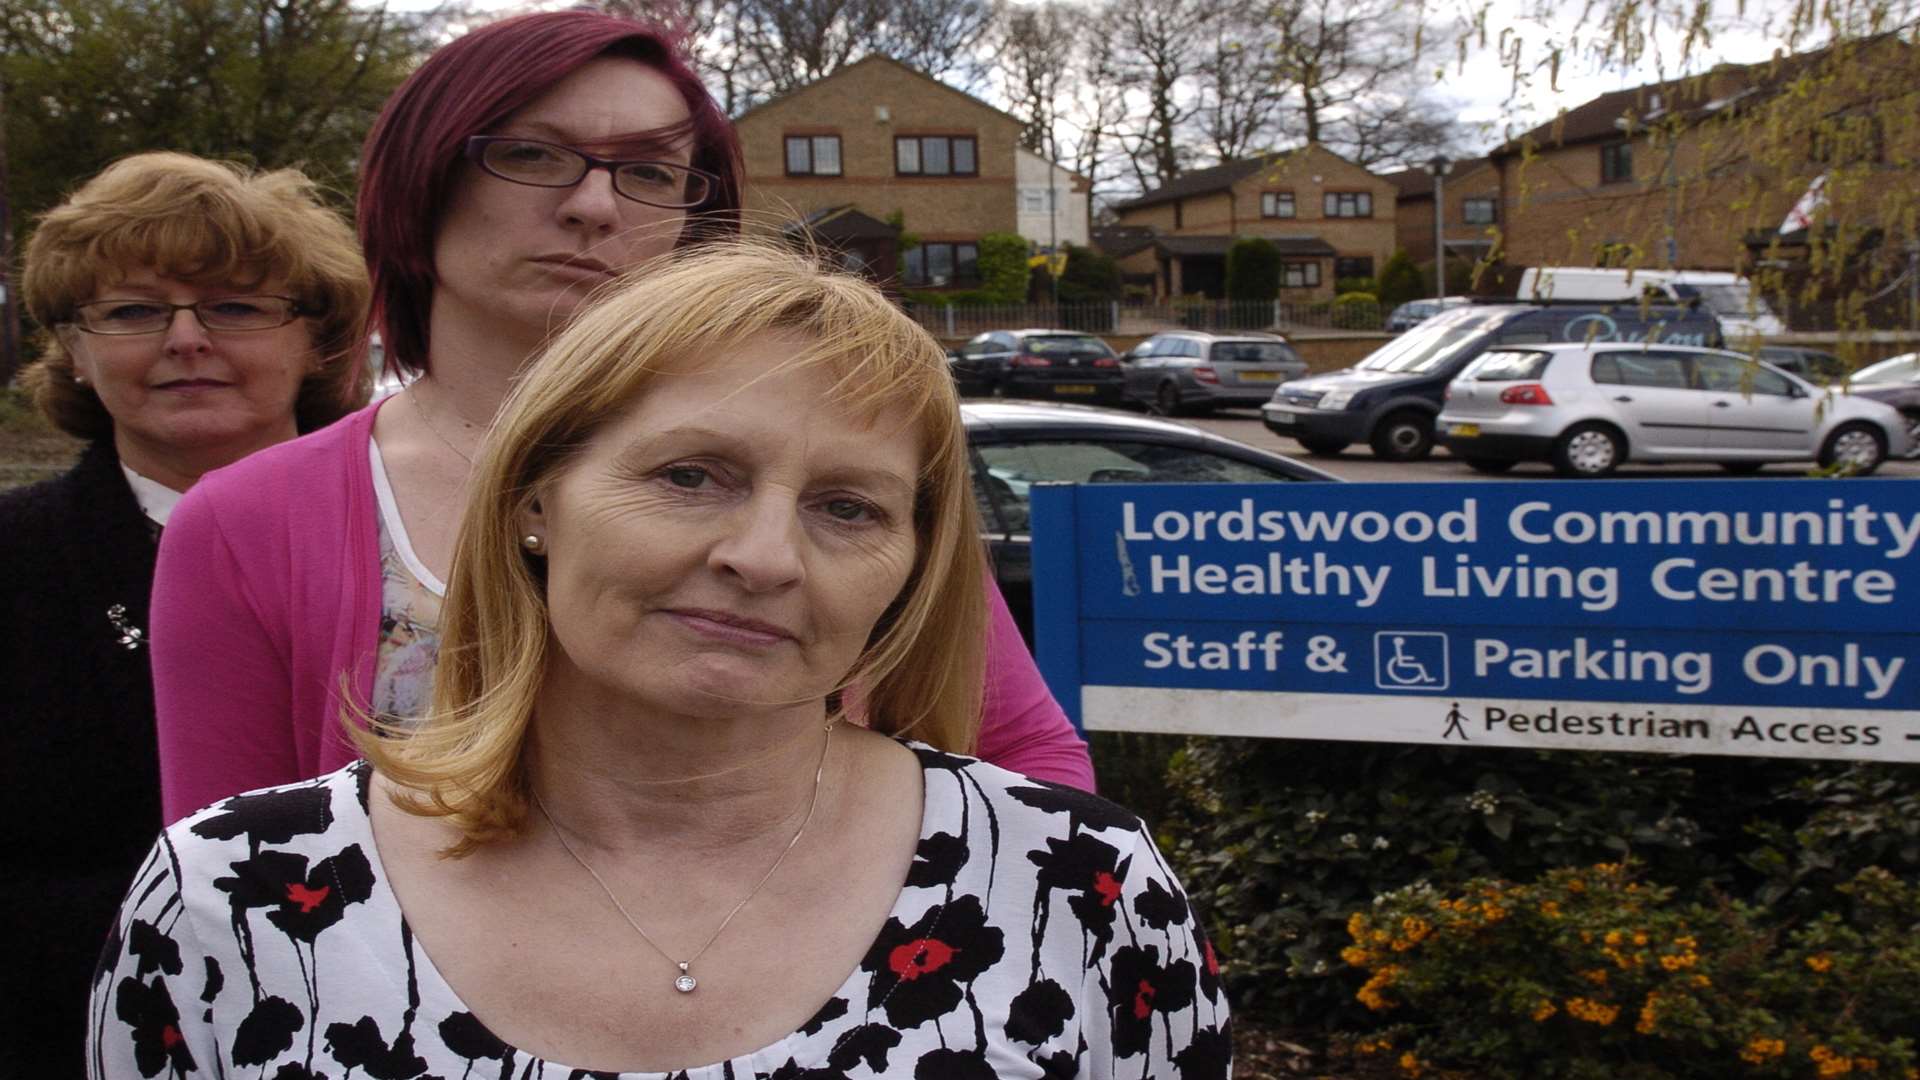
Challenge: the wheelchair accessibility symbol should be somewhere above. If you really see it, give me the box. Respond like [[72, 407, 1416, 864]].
[[1374, 632, 1450, 692]]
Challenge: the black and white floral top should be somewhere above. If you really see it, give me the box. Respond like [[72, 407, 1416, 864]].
[[90, 746, 1231, 1079]]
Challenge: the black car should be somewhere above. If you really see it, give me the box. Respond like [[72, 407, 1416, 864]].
[[1262, 301, 1723, 461], [1756, 345, 1846, 383], [964, 401, 1338, 642], [949, 329, 1125, 404]]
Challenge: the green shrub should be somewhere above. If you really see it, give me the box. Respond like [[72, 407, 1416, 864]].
[[1226, 237, 1282, 301], [976, 232, 1031, 303], [1336, 276, 1379, 295], [1345, 862, 1920, 1079], [1056, 244, 1124, 303], [1333, 291, 1383, 329], [1377, 250, 1425, 306]]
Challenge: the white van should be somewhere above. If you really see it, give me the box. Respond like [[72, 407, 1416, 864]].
[[1516, 267, 1785, 339]]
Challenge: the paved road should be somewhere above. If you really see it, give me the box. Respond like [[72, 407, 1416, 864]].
[[1180, 406, 1920, 482]]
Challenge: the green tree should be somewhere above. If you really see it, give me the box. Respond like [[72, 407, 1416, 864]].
[[2, 0, 448, 252], [1225, 236, 1280, 300], [2, 0, 452, 377]]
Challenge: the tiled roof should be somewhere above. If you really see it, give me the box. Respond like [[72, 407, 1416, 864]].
[[1091, 226, 1157, 258], [1114, 151, 1305, 211], [1488, 47, 1842, 158], [1153, 234, 1338, 257]]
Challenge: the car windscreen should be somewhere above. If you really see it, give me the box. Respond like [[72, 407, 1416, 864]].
[[1463, 350, 1552, 381], [1211, 342, 1298, 364], [1851, 354, 1919, 384], [1023, 335, 1114, 358], [1687, 282, 1779, 320], [1357, 308, 1507, 373]]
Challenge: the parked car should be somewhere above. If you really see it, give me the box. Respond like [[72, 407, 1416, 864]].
[[1435, 343, 1911, 477], [1844, 351, 1920, 453], [948, 329, 1124, 403], [1119, 330, 1307, 415], [1516, 266, 1786, 339], [1386, 296, 1473, 333], [1263, 301, 1723, 461], [1755, 345, 1846, 383], [964, 401, 1338, 642]]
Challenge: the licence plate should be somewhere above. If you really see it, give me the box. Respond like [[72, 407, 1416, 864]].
[[1450, 423, 1481, 437], [1268, 410, 1295, 424], [1240, 371, 1281, 382], [1054, 384, 1097, 395]]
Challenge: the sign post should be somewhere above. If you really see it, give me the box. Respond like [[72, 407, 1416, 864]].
[[1031, 480, 1920, 762]]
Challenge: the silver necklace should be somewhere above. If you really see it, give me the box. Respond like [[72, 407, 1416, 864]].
[[407, 382, 476, 466], [533, 721, 836, 994]]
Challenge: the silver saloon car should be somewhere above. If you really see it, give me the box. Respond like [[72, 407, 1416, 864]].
[[1435, 343, 1912, 476]]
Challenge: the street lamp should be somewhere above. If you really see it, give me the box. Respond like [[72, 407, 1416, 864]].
[[1427, 155, 1453, 301]]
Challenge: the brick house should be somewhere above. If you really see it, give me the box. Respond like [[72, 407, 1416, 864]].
[[734, 55, 1030, 291], [1383, 156, 1502, 274], [1104, 144, 1397, 300], [1484, 43, 1915, 283]]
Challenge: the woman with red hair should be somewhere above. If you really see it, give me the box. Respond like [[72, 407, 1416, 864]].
[[148, 10, 1091, 823]]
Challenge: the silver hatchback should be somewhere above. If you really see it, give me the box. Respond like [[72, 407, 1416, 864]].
[[1436, 343, 1912, 476], [1122, 331, 1307, 415]]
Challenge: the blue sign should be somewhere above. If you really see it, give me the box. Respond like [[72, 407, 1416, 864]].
[[1031, 480, 1920, 761]]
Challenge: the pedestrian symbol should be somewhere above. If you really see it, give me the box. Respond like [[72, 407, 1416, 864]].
[[1375, 631, 1449, 692]]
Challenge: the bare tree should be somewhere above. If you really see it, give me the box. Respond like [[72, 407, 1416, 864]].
[[1192, 1, 1286, 162], [995, 2, 1077, 159], [1269, 0, 1424, 147], [870, 0, 1000, 87], [729, 0, 879, 96], [1107, 0, 1219, 187], [1063, 10, 1131, 197], [1336, 77, 1475, 168]]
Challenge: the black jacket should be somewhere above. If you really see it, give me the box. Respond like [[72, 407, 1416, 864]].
[[0, 440, 165, 1077]]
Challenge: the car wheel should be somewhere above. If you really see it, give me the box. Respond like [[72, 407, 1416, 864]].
[[1819, 422, 1887, 475], [1551, 423, 1625, 478], [1370, 410, 1435, 461], [1720, 462, 1766, 475], [1153, 382, 1184, 416], [1901, 409, 1920, 452], [1296, 437, 1348, 456], [1463, 457, 1517, 474]]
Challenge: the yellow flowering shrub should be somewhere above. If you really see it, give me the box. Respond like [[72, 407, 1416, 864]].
[[1334, 863, 1920, 1078]]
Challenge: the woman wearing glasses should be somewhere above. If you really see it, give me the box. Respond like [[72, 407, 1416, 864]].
[[150, 10, 1091, 825], [0, 150, 368, 1078]]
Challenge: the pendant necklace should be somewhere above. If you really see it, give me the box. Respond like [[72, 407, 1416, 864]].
[[533, 720, 836, 994], [408, 381, 477, 466]]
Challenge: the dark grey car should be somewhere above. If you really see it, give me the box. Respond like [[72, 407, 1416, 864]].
[[1121, 331, 1307, 415], [949, 329, 1125, 404], [965, 401, 1338, 642]]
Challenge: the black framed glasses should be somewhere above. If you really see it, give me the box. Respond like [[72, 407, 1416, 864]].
[[464, 136, 717, 209], [69, 296, 310, 336]]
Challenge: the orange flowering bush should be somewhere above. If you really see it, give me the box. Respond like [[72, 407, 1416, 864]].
[[1337, 863, 1919, 1079]]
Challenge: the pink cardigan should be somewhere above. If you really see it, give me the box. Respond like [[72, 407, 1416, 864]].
[[151, 401, 1091, 822]]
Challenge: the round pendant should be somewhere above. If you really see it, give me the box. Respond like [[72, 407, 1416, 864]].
[[674, 973, 697, 993]]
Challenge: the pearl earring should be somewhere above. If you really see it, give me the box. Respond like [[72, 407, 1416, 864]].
[[521, 534, 546, 554]]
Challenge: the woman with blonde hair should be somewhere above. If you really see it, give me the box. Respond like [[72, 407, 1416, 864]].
[[149, 10, 1090, 824], [94, 245, 1227, 1078], [0, 149, 368, 1078]]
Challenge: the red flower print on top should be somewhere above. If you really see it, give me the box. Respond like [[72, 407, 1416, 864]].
[[889, 938, 956, 980], [1093, 872, 1123, 907], [286, 884, 330, 914], [1132, 978, 1156, 1020]]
